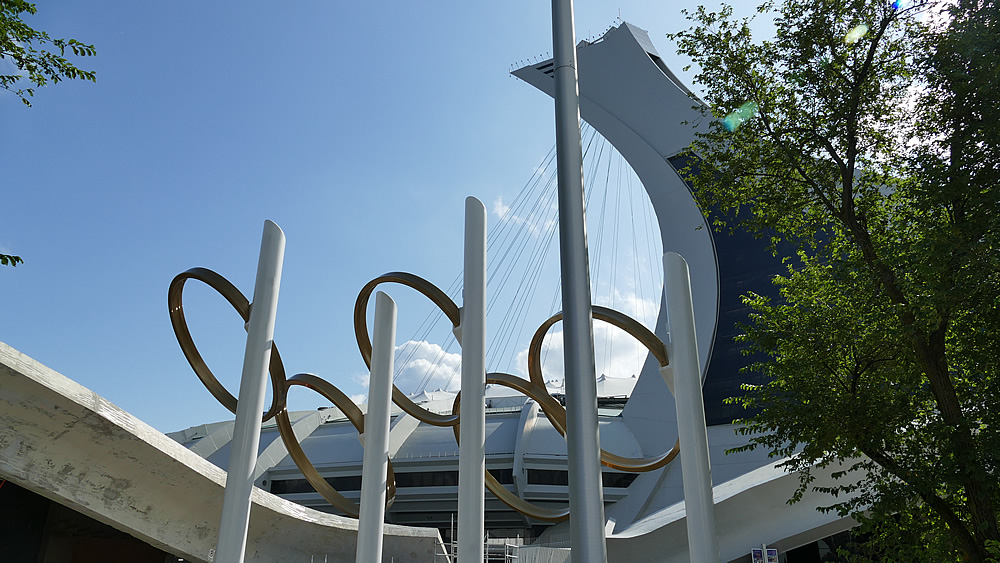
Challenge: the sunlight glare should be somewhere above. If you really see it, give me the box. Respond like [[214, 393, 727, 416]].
[[723, 101, 759, 132], [844, 24, 870, 44]]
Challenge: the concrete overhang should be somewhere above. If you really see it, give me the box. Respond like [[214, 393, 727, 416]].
[[0, 342, 445, 562]]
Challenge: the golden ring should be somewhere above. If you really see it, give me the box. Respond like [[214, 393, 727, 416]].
[[275, 373, 396, 518], [451, 372, 570, 522], [355, 272, 463, 427], [527, 307, 679, 472], [168, 267, 287, 422]]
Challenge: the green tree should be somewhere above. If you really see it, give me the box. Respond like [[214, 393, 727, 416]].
[[670, 0, 999, 559], [1, 0, 96, 106]]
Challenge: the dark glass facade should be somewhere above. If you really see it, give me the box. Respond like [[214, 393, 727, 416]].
[[667, 153, 793, 425]]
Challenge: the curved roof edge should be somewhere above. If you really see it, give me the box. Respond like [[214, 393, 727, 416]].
[[602, 459, 860, 562]]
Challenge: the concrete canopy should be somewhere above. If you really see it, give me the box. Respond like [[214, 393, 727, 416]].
[[0, 342, 445, 562]]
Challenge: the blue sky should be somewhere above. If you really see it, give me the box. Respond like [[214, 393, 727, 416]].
[[1, 1, 757, 433]]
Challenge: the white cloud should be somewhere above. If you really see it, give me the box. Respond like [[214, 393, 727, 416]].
[[491, 195, 557, 237], [352, 340, 463, 397], [493, 196, 510, 218], [351, 371, 370, 389], [592, 320, 652, 379], [511, 294, 657, 386], [590, 242, 664, 327], [391, 340, 462, 394], [595, 287, 660, 330], [514, 328, 564, 380]]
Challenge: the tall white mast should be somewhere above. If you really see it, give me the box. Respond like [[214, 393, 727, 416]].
[[215, 221, 286, 563], [458, 197, 488, 562], [550, 0, 608, 560]]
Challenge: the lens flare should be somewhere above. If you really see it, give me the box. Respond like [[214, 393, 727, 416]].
[[844, 24, 869, 44], [891, 0, 902, 10], [723, 101, 758, 132]]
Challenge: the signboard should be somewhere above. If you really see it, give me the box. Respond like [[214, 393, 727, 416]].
[[751, 546, 779, 563]]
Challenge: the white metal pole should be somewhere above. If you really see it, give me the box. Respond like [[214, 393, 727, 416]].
[[551, 0, 608, 560], [215, 220, 286, 563], [458, 196, 487, 563], [356, 291, 397, 563], [663, 252, 720, 563]]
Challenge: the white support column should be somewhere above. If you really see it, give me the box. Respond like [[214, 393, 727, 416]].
[[215, 220, 286, 563], [356, 291, 397, 563], [458, 196, 487, 563], [664, 251, 720, 563]]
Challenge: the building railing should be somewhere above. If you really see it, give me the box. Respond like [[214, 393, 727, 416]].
[[435, 538, 520, 562]]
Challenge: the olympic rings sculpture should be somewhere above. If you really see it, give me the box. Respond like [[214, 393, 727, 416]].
[[170, 268, 681, 523]]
